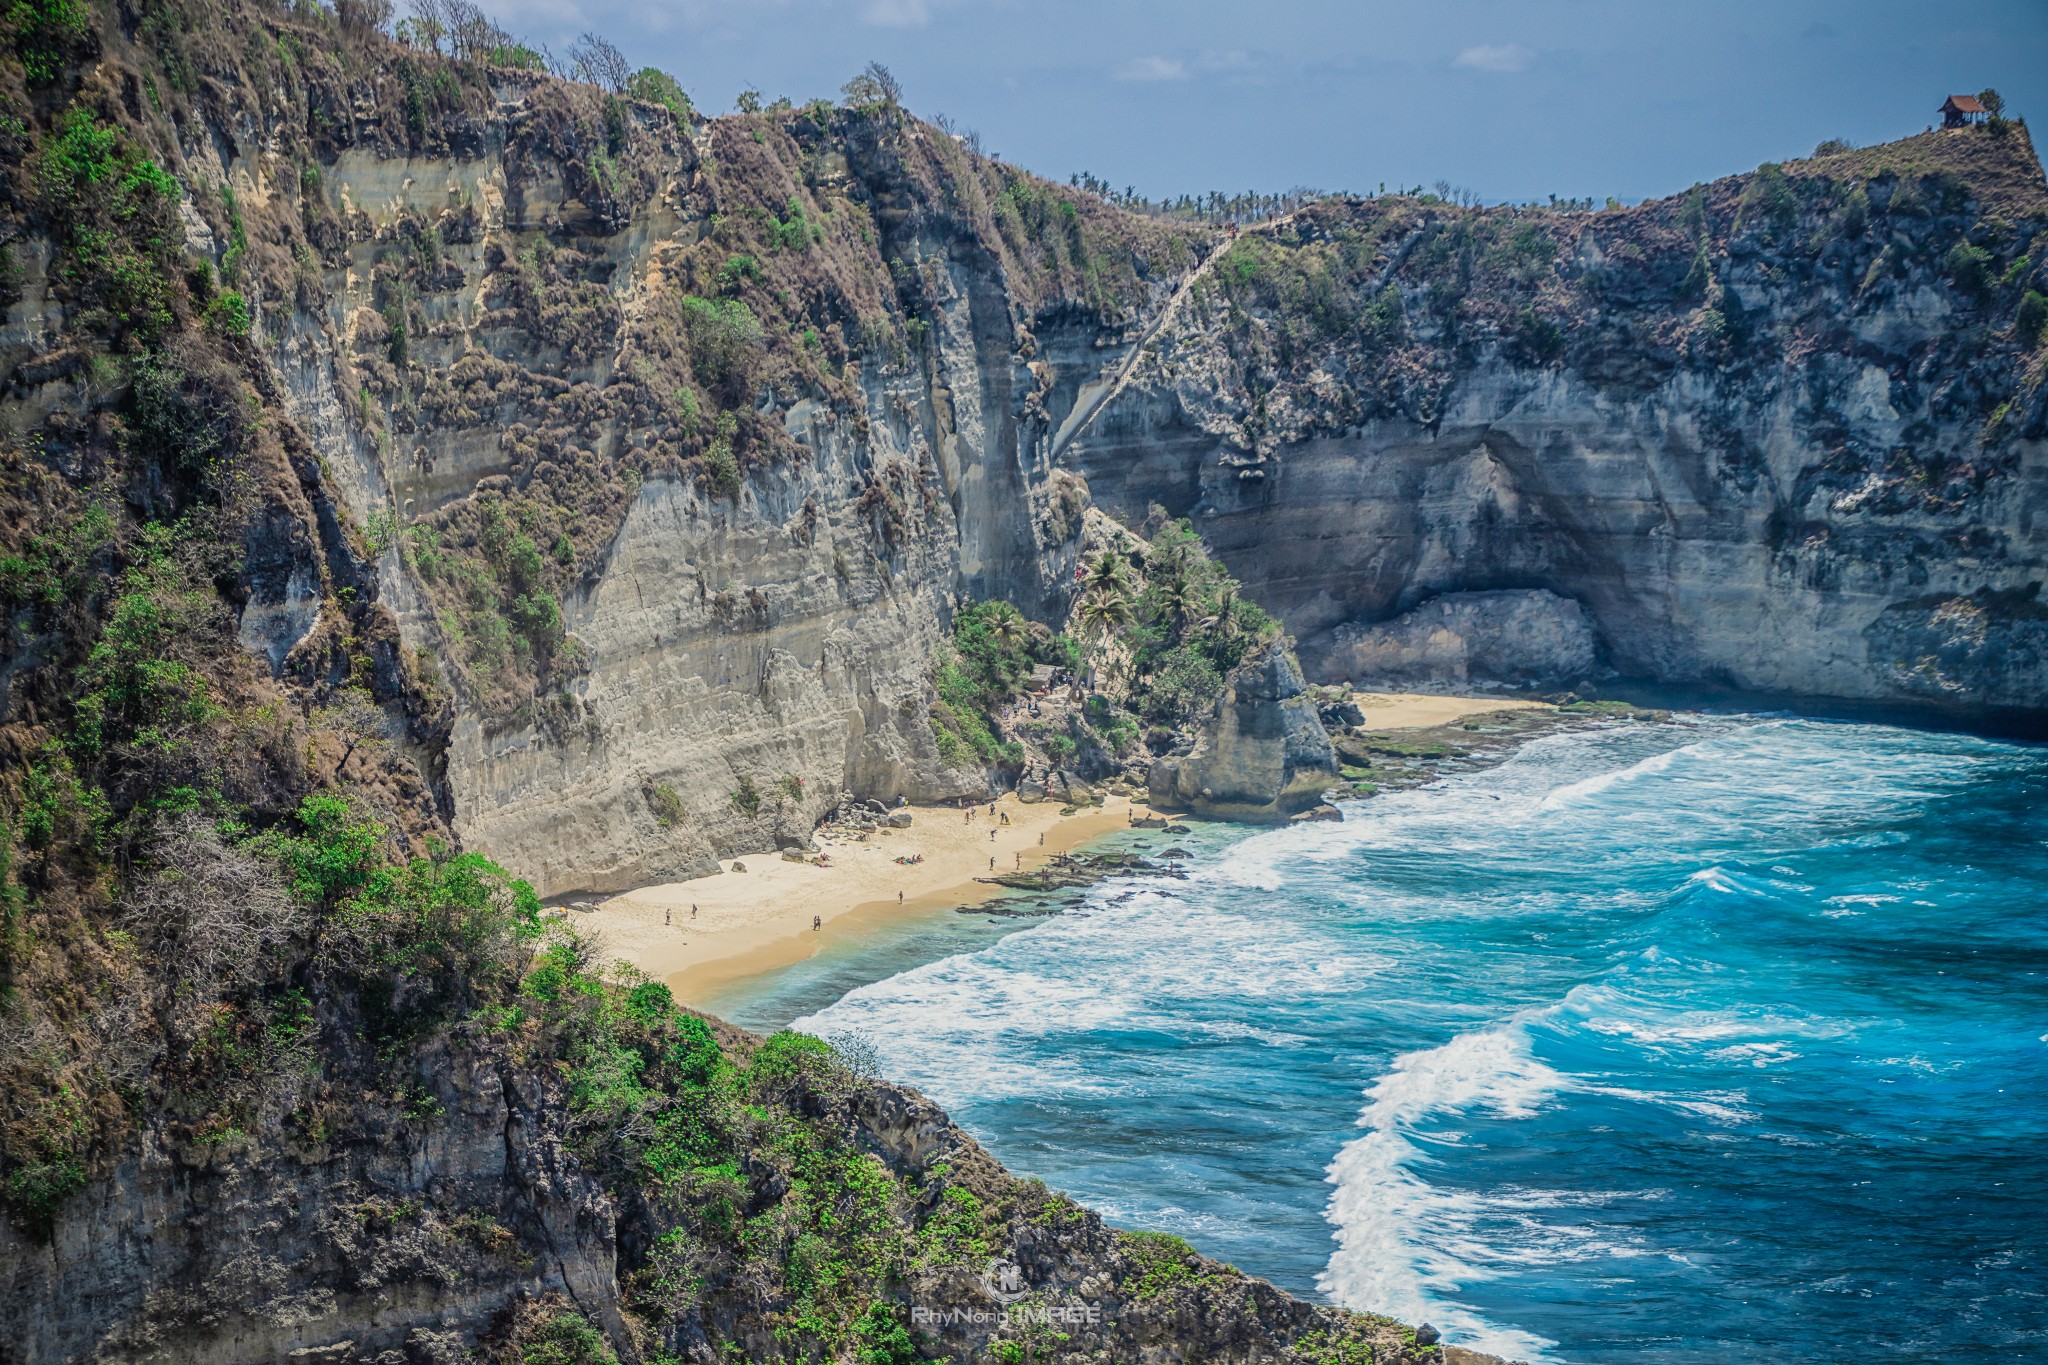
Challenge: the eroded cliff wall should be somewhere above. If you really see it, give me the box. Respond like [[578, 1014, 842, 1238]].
[[219, 76, 1201, 893], [1060, 134, 2048, 725], [232, 78, 2048, 905]]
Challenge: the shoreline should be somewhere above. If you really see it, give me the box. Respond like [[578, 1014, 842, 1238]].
[[596, 692, 1572, 1008], [599, 793, 1140, 1006], [1351, 690, 1549, 730]]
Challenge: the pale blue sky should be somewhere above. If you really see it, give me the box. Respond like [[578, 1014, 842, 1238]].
[[477, 0, 2048, 204]]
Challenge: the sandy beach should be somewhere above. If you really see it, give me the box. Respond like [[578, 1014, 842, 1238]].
[[1352, 690, 1550, 730], [592, 693, 1549, 1005], [598, 793, 1142, 1005]]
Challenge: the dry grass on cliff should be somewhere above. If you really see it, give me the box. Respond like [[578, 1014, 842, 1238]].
[[1797, 123, 2048, 219]]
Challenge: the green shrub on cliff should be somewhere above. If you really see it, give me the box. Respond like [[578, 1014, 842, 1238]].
[[1141, 644, 1224, 722], [1118, 1229, 1205, 1299], [1736, 161, 1798, 239], [928, 600, 1074, 769], [627, 67, 692, 120], [2014, 288, 2046, 344], [521, 1307, 619, 1365], [1947, 242, 1997, 299], [681, 295, 765, 400]]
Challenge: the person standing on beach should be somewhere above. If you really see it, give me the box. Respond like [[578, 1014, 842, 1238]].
[[665, 907, 670, 926]]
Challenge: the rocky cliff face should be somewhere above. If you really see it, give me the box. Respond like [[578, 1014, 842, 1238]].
[[215, 75, 2048, 906], [3, 2, 2045, 1360], [229, 69, 1199, 894], [4, 1002, 1474, 1365], [1059, 132, 2048, 728]]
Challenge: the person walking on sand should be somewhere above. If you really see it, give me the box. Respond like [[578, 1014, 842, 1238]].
[[1014, 852, 1021, 869], [692, 903, 698, 919], [1038, 832, 1045, 846], [665, 907, 670, 926], [899, 890, 904, 904], [813, 914, 822, 931], [990, 829, 997, 842]]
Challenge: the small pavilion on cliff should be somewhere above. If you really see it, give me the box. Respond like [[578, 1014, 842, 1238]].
[[1941, 94, 1987, 128]]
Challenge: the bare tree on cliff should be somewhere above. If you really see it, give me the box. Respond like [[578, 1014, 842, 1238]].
[[573, 33, 632, 93]]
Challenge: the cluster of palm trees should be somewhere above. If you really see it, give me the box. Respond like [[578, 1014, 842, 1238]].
[[1074, 551, 1137, 644], [1070, 532, 1275, 706], [1066, 175, 1331, 227]]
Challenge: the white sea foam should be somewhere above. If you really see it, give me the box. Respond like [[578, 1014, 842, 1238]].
[[1317, 1020, 1570, 1363], [1316, 988, 1780, 1360], [1538, 742, 1693, 809]]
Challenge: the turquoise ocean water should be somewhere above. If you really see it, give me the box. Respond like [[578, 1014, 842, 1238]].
[[703, 717, 2048, 1363]]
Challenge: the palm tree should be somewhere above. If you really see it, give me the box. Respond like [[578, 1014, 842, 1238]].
[[1075, 587, 1134, 642], [1083, 550, 1131, 596], [1160, 573, 1207, 636], [986, 605, 1027, 654], [1197, 584, 1237, 641]]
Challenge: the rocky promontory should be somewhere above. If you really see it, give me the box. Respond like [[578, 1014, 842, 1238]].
[[1147, 645, 1341, 821]]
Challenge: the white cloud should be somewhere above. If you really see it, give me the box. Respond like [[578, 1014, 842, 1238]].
[[1454, 43, 1533, 73], [1115, 55, 1189, 82], [865, 0, 929, 27]]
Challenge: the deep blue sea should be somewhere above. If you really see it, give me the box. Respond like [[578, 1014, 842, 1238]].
[[703, 717, 2048, 1363]]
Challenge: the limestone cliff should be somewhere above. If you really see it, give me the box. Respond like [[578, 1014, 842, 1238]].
[[214, 59, 1206, 894], [1059, 132, 2048, 728], [211, 76, 2048, 904]]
